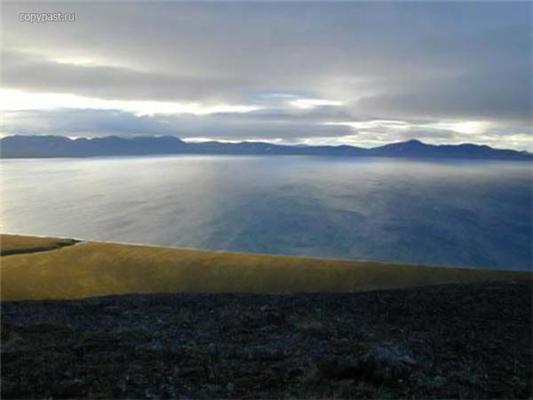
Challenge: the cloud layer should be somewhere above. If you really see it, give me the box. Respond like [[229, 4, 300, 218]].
[[2, 2, 532, 149]]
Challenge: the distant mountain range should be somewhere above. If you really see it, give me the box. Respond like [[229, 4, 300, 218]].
[[1, 135, 531, 160]]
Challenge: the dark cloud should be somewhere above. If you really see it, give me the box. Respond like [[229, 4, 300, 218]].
[[3, 109, 178, 137], [355, 74, 531, 126], [2, 50, 252, 102], [3, 109, 350, 140]]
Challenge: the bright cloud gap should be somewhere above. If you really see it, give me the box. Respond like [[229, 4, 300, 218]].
[[0, 89, 262, 116]]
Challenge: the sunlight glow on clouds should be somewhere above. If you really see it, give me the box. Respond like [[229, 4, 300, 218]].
[[426, 121, 490, 135], [51, 56, 120, 67], [0, 89, 262, 116], [326, 120, 493, 136], [289, 98, 344, 110], [324, 120, 411, 131]]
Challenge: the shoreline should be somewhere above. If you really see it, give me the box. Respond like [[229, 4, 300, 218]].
[[1, 234, 530, 301], [2, 232, 529, 272]]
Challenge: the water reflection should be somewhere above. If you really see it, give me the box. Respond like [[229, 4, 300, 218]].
[[1, 156, 531, 269]]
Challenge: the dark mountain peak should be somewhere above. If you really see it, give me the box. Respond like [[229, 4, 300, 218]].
[[373, 138, 427, 153], [404, 138, 424, 145], [389, 139, 426, 148]]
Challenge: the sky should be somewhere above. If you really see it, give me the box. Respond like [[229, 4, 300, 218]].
[[1, 1, 532, 150]]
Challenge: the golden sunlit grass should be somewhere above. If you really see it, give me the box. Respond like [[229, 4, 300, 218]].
[[1, 234, 529, 300], [0, 234, 77, 256]]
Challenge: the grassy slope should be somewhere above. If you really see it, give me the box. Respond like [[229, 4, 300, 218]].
[[1, 234, 529, 300], [0, 234, 77, 256]]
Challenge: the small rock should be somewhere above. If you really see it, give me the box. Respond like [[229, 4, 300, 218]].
[[295, 320, 328, 337], [318, 343, 416, 383], [359, 344, 416, 383], [207, 343, 217, 355], [429, 375, 446, 389]]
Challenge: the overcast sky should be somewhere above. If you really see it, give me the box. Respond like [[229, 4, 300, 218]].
[[1, 1, 532, 150]]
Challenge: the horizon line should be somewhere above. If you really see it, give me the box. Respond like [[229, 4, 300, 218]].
[[2, 133, 531, 154]]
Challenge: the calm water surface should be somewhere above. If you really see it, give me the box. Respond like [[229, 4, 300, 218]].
[[1, 156, 531, 270]]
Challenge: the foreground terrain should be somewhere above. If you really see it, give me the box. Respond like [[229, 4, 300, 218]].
[[2, 281, 531, 399], [1, 234, 529, 300]]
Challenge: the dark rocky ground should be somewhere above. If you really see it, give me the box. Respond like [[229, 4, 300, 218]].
[[2, 280, 532, 399]]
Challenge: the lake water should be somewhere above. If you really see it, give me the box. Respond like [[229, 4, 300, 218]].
[[1, 155, 531, 270]]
